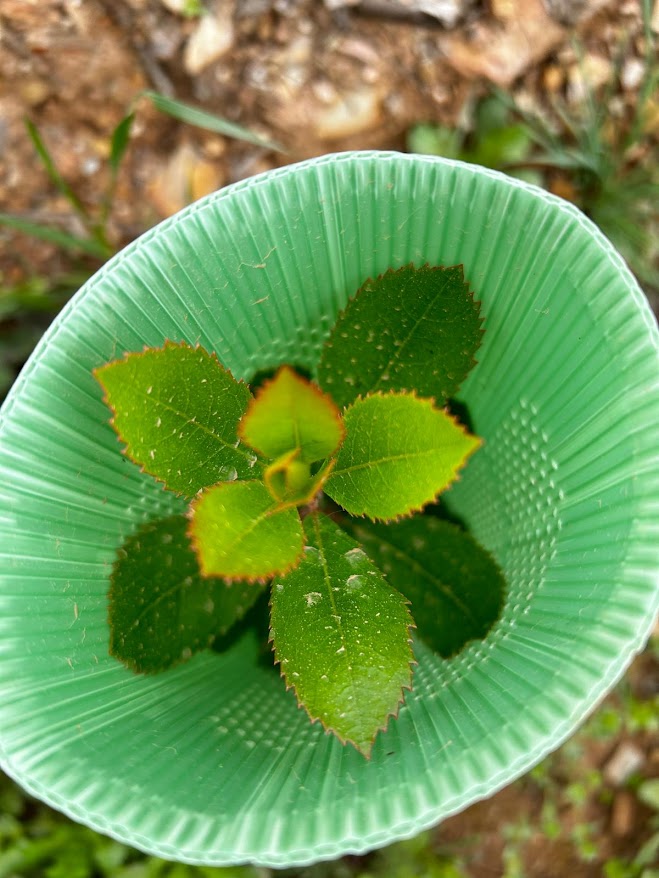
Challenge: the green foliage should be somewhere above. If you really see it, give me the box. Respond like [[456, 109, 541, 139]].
[[95, 342, 258, 495], [143, 91, 286, 153], [109, 515, 263, 672], [1, 114, 137, 260], [407, 95, 537, 183], [240, 367, 344, 464], [271, 515, 414, 754], [95, 263, 497, 754], [317, 264, 482, 409], [352, 516, 505, 657], [325, 393, 479, 521], [492, 8, 659, 291], [189, 481, 304, 581]]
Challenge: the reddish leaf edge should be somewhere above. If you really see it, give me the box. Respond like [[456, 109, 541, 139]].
[[268, 516, 418, 759], [328, 389, 483, 525], [238, 364, 346, 461], [186, 481, 306, 585], [94, 340, 256, 497], [319, 262, 485, 398]]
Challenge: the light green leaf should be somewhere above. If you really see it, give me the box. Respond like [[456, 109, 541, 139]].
[[270, 514, 414, 756], [95, 341, 259, 495], [240, 366, 344, 464], [325, 392, 480, 521], [263, 448, 334, 506], [109, 515, 263, 673], [189, 480, 304, 581], [353, 516, 505, 657], [143, 91, 286, 153], [317, 264, 483, 409]]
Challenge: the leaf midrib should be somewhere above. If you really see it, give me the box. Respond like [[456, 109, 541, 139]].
[[312, 515, 358, 706], [369, 278, 450, 396], [332, 446, 451, 477]]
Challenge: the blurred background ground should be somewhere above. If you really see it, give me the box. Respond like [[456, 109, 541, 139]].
[[0, 1, 657, 876]]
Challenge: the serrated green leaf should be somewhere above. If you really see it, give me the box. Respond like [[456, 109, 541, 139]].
[[189, 480, 303, 581], [317, 264, 483, 408], [325, 392, 480, 521], [353, 516, 505, 658], [240, 366, 344, 464], [270, 514, 414, 756], [95, 342, 259, 495], [109, 515, 263, 673]]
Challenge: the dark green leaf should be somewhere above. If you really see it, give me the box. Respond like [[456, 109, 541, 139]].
[[324, 392, 480, 521], [317, 264, 483, 409], [143, 91, 286, 153], [95, 341, 259, 495], [109, 113, 135, 177], [109, 515, 263, 673], [353, 516, 505, 658], [270, 514, 414, 756], [0, 213, 109, 258], [189, 480, 304, 582]]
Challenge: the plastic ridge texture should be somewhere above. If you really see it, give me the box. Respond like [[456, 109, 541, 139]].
[[0, 152, 657, 867]]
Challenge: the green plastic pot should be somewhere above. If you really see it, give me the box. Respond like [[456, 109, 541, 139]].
[[0, 151, 657, 867]]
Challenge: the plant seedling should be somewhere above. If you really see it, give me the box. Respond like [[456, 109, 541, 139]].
[[95, 263, 506, 756]]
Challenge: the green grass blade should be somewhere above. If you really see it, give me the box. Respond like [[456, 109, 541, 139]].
[[109, 112, 135, 177], [143, 91, 286, 153], [24, 119, 89, 221], [0, 213, 110, 258]]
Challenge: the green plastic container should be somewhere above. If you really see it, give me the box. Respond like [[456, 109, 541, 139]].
[[1, 152, 657, 867]]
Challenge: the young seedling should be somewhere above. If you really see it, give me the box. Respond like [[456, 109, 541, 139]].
[[95, 263, 505, 756]]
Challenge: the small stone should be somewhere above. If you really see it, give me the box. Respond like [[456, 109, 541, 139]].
[[184, 8, 235, 76], [621, 57, 646, 91], [542, 0, 587, 25], [19, 79, 51, 107], [543, 64, 564, 92], [567, 54, 612, 103], [490, 0, 516, 20], [147, 142, 225, 217], [603, 742, 645, 787], [311, 79, 339, 104], [611, 791, 636, 837], [312, 86, 382, 140]]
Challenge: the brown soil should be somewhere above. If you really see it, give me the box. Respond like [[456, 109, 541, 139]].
[[0, 2, 656, 875]]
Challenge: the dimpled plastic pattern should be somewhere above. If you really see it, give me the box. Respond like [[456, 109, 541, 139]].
[[0, 152, 657, 866]]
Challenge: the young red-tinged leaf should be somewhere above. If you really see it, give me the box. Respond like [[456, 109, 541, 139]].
[[270, 514, 414, 757], [109, 515, 264, 673], [324, 392, 481, 521], [188, 480, 304, 582], [239, 366, 344, 464], [317, 264, 483, 409], [95, 342, 259, 496], [353, 516, 505, 658], [264, 448, 335, 506]]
